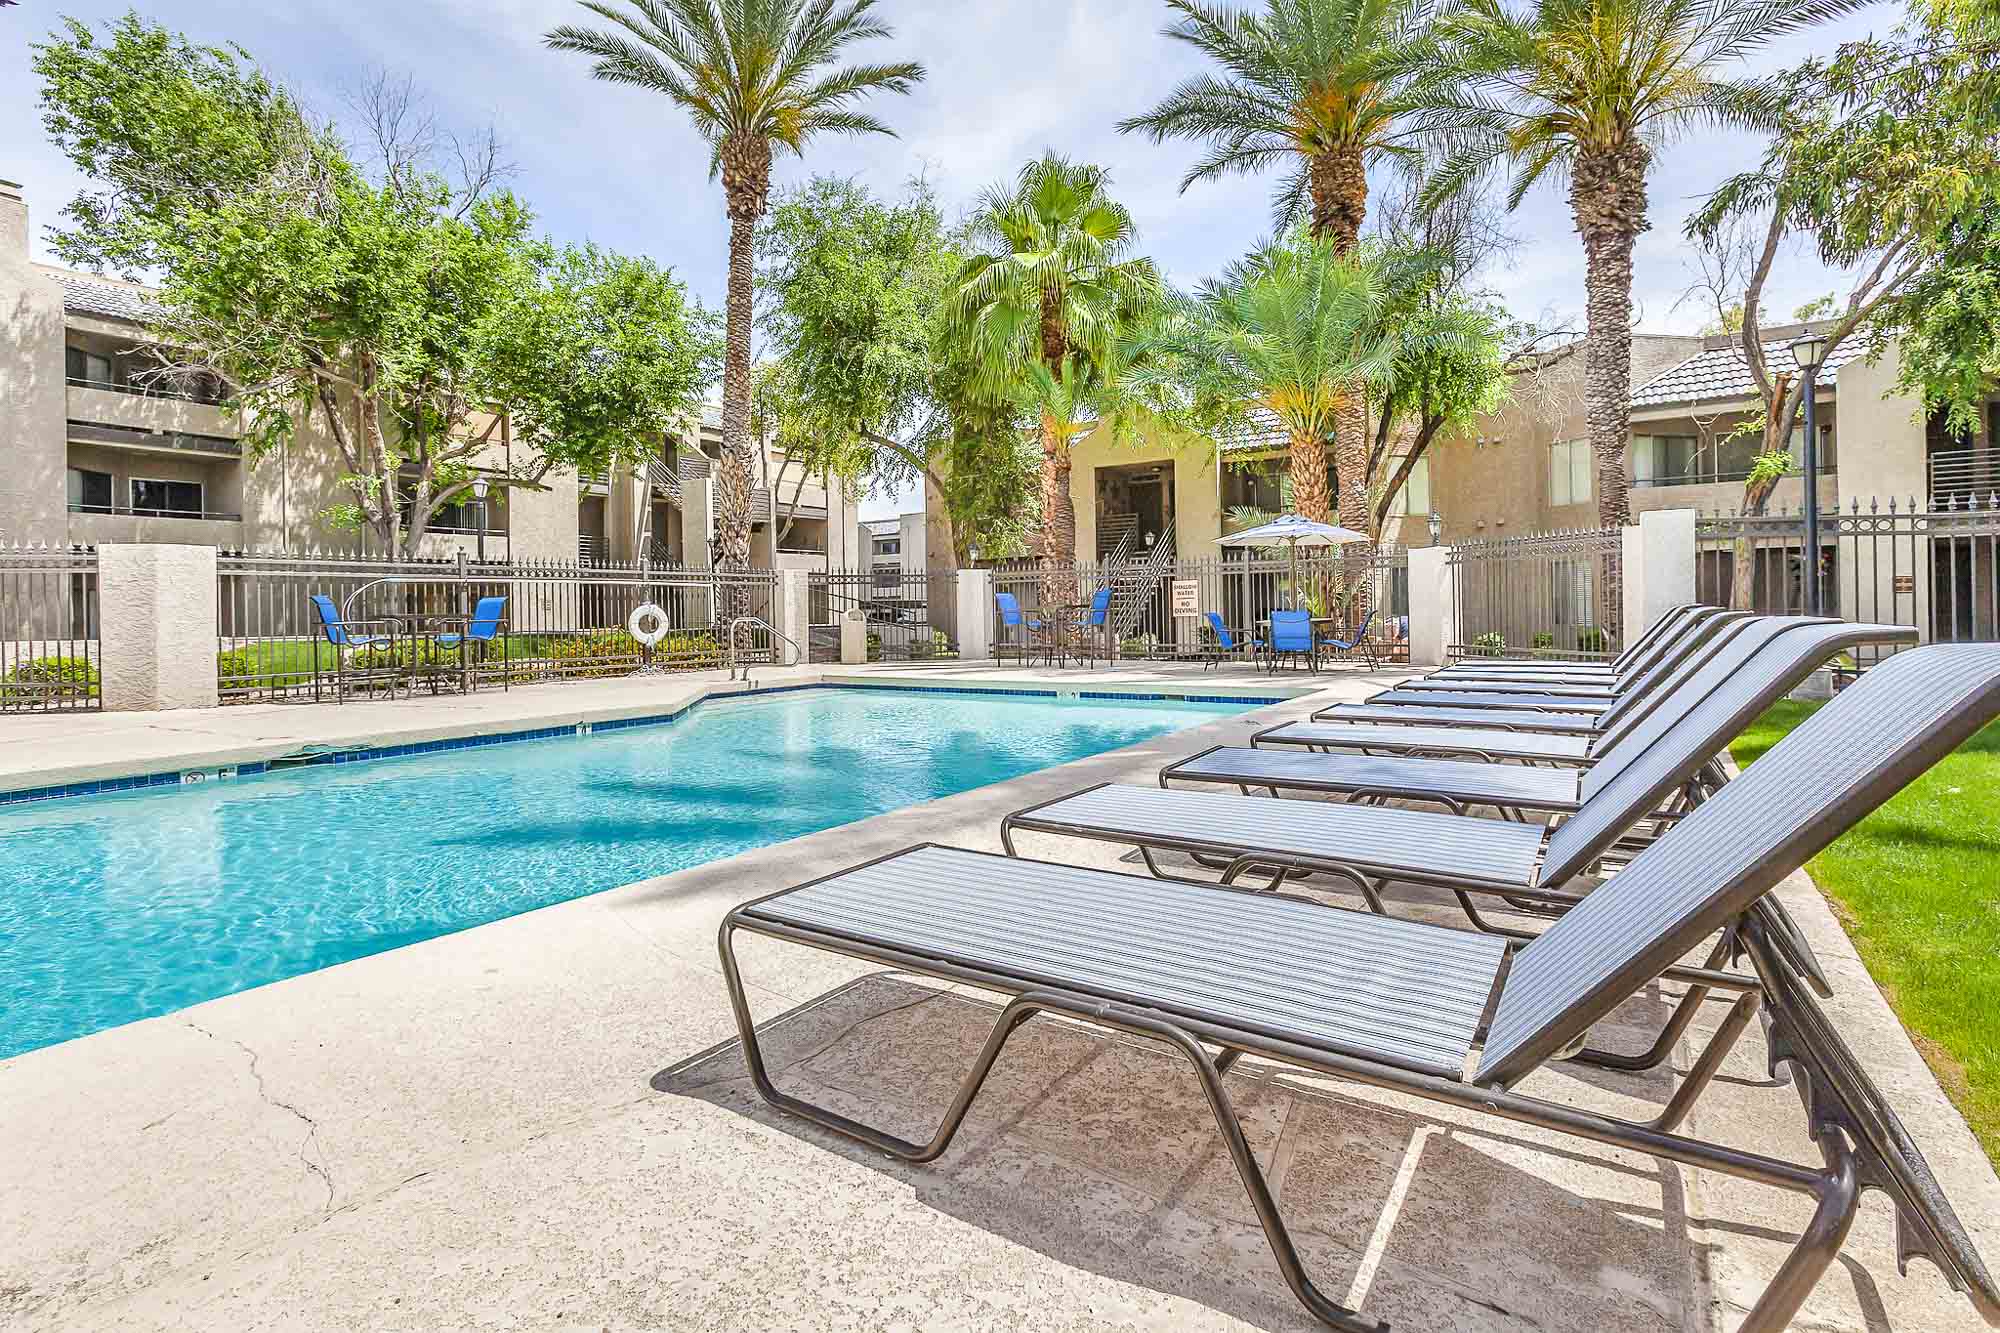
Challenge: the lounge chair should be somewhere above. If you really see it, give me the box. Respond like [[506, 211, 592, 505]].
[[1001, 619, 1912, 962], [1315, 610, 1747, 732], [1316, 607, 1377, 668], [1431, 603, 1703, 682], [1160, 620, 1912, 821], [718, 643, 2000, 1333], [1383, 607, 1740, 707], [1268, 608, 1316, 672], [1201, 611, 1263, 671], [1254, 620, 1915, 767], [994, 592, 1054, 666]]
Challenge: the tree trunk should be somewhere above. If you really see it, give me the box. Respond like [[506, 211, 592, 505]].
[[716, 133, 771, 608], [1570, 141, 1651, 636], [1306, 147, 1366, 253], [1311, 146, 1374, 618], [1039, 410, 1077, 604]]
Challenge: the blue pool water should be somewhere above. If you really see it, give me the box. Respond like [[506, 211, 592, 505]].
[[0, 687, 1250, 1058]]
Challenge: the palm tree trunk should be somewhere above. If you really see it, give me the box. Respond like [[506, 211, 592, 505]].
[[716, 134, 771, 609], [1040, 410, 1077, 604], [1571, 142, 1651, 637], [1289, 427, 1332, 524], [1310, 147, 1374, 617]]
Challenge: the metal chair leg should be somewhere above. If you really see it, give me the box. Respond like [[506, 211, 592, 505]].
[[717, 940, 1389, 1333]]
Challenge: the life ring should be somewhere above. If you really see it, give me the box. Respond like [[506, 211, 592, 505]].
[[627, 602, 670, 648]]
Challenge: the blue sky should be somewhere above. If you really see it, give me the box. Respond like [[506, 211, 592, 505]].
[[2, 0, 1900, 516]]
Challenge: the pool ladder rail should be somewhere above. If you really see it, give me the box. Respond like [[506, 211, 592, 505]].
[[726, 616, 804, 682]]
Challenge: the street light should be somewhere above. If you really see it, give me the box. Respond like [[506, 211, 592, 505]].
[[1789, 333, 1829, 614], [471, 476, 490, 565], [1427, 510, 1443, 546]]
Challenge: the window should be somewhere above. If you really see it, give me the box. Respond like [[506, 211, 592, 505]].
[[129, 478, 205, 517], [66, 468, 113, 514], [1398, 457, 1431, 516], [1631, 435, 1696, 486], [66, 345, 114, 387], [1549, 439, 1592, 506], [874, 537, 901, 556]]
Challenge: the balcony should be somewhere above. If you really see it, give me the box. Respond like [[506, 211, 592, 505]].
[[66, 505, 244, 545], [68, 418, 242, 459], [67, 382, 239, 445], [1930, 451, 2000, 504]]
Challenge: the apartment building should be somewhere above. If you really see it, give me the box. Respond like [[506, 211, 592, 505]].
[[0, 179, 860, 566]]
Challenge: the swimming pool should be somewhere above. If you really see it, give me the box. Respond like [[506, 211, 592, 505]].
[[0, 686, 1253, 1058]]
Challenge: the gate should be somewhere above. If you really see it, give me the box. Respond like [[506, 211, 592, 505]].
[[809, 567, 959, 662], [0, 546, 101, 713], [1448, 527, 1623, 662]]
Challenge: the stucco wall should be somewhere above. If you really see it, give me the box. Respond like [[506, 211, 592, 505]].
[[1067, 421, 1222, 559], [1, 185, 68, 546], [1832, 345, 1929, 503]]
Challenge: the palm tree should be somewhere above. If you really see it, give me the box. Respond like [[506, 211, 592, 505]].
[[1119, 0, 1428, 544], [546, 0, 923, 574], [1133, 234, 1448, 608], [949, 155, 1159, 579], [1118, 0, 1427, 250], [1408, 0, 1863, 580]]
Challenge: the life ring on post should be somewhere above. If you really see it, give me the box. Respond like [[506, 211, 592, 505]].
[[627, 602, 670, 648]]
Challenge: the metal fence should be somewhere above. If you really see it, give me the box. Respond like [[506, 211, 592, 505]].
[[0, 546, 101, 713], [808, 567, 959, 663], [990, 549, 1410, 662], [1449, 526, 1623, 662], [1696, 495, 2000, 667], [216, 551, 778, 703]]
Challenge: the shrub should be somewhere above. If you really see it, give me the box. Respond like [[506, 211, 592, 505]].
[[655, 630, 722, 669], [1531, 631, 1555, 650], [546, 628, 645, 677], [866, 630, 883, 662], [2, 654, 99, 700], [1576, 625, 1609, 654], [1470, 631, 1506, 657], [906, 628, 952, 659], [1120, 634, 1156, 659]]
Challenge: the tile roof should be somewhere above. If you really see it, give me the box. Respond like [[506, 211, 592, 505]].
[[1218, 405, 1289, 454], [50, 270, 162, 324], [1631, 335, 1865, 409]]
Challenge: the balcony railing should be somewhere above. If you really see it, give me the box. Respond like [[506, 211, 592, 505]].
[[1632, 461, 1835, 489], [69, 503, 243, 522], [1930, 451, 2000, 501], [67, 375, 226, 406]]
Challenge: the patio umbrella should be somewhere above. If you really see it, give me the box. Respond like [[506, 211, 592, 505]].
[[1217, 514, 1369, 610]]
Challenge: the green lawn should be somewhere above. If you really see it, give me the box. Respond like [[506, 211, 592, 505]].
[[1733, 702, 2000, 1167]]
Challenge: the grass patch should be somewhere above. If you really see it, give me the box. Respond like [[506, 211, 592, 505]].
[[1733, 701, 2000, 1167]]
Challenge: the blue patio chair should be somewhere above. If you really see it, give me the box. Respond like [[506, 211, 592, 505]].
[[435, 595, 507, 653], [1201, 612, 1264, 672], [1268, 609, 1317, 673], [994, 592, 1052, 666], [1075, 585, 1114, 666], [309, 594, 392, 656], [1318, 606, 1379, 669]]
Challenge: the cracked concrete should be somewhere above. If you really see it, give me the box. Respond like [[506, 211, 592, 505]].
[[1, 663, 1996, 1331]]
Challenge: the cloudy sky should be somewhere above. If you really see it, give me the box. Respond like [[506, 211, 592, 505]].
[[2, 0, 1898, 515]]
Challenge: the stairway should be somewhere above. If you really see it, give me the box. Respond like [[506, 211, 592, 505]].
[[1097, 513, 1138, 564], [1108, 521, 1176, 641]]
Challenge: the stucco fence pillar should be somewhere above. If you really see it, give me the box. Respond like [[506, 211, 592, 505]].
[[1406, 545, 1454, 668], [955, 568, 992, 663], [98, 543, 220, 711], [1621, 508, 1697, 650], [774, 568, 811, 665]]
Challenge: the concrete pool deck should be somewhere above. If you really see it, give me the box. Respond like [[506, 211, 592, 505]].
[[2, 665, 1996, 1331]]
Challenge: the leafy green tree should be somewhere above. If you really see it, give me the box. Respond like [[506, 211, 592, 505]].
[[1118, 0, 1428, 248], [1365, 287, 1508, 534], [546, 0, 924, 574], [36, 13, 720, 556], [949, 155, 1161, 573], [1690, 6, 2000, 445], [1408, 0, 1863, 567]]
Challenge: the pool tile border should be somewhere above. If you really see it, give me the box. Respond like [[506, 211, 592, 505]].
[[0, 681, 1284, 809]]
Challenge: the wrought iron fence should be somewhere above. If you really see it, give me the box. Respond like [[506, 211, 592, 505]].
[[1448, 527, 1622, 662], [0, 546, 101, 713], [990, 549, 1410, 663], [216, 551, 777, 703], [1695, 495, 2000, 667], [807, 567, 959, 663]]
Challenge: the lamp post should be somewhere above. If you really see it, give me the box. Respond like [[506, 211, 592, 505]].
[[471, 476, 490, 565], [1427, 510, 1443, 546], [1789, 333, 1829, 614]]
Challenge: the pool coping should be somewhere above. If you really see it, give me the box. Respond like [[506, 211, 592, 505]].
[[0, 668, 1324, 807]]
